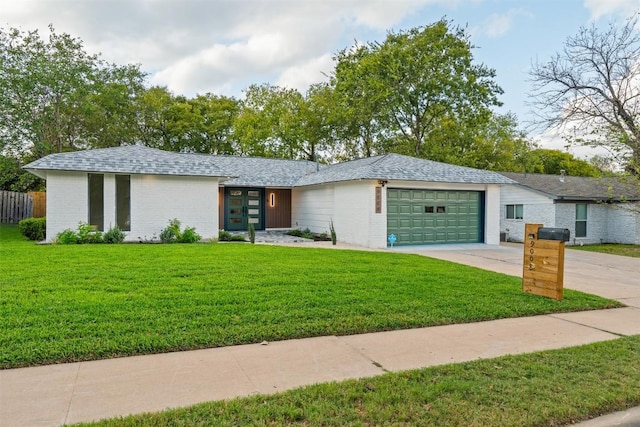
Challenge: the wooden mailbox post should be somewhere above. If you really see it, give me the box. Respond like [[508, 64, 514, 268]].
[[522, 223, 566, 301]]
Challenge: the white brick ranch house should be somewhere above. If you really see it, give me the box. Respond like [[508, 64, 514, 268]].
[[499, 172, 640, 245], [24, 145, 514, 248]]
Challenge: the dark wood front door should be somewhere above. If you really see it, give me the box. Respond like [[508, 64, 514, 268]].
[[225, 188, 264, 231]]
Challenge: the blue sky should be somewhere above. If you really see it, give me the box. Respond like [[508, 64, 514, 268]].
[[2, 0, 639, 156]]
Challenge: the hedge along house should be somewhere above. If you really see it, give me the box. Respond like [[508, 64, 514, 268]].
[[499, 172, 640, 245], [24, 145, 514, 248]]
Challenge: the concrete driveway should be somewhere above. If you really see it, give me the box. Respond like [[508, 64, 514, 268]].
[[393, 243, 640, 308]]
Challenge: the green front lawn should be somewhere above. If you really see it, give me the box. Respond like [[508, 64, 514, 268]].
[[80, 336, 640, 427], [570, 243, 640, 258], [0, 224, 620, 369]]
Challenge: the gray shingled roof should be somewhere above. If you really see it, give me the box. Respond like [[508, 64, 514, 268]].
[[295, 154, 514, 186], [499, 172, 640, 201], [210, 156, 322, 187], [23, 145, 226, 178], [24, 146, 514, 187]]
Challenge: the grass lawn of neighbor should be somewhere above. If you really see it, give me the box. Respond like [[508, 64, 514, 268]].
[[0, 223, 621, 369], [570, 243, 640, 258]]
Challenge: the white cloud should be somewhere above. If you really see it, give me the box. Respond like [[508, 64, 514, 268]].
[[0, 0, 440, 98], [534, 128, 614, 162], [584, 0, 640, 20], [482, 9, 533, 38], [276, 54, 335, 93]]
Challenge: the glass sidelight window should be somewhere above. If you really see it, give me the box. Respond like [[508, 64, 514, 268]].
[[88, 174, 104, 231], [116, 175, 131, 231]]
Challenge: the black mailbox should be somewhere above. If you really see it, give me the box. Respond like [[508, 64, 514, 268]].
[[537, 227, 570, 242]]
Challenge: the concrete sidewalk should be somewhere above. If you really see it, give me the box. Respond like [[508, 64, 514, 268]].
[[2, 243, 639, 426], [2, 307, 639, 426]]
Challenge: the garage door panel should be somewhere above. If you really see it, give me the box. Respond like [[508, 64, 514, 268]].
[[387, 189, 483, 245]]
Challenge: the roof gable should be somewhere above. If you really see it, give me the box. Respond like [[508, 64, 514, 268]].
[[295, 153, 514, 186]]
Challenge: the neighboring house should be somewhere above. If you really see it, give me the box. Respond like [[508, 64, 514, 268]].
[[499, 172, 640, 245], [24, 145, 514, 248]]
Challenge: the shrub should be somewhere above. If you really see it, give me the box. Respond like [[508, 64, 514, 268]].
[[248, 222, 255, 244], [160, 219, 201, 243], [76, 222, 103, 244], [55, 229, 78, 244], [54, 222, 108, 244], [18, 217, 46, 241], [286, 227, 332, 242], [180, 227, 201, 243], [218, 230, 246, 242], [287, 228, 314, 239], [159, 219, 181, 243], [103, 226, 126, 243]]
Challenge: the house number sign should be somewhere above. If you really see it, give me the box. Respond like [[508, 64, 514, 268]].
[[522, 223, 565, 301]]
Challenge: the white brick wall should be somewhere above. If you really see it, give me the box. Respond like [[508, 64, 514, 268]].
[[131, 174, 218, 241], [334, 181, 386, 248], [291, 184, 335, 233], [45, 171, 88, 241], [484, 185, 501, 245], [606, 203, 640, 244], [500, 185, 555, 242], [44, 172, 219, 242]]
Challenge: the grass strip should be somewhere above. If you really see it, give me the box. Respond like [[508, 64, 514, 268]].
[[569, 244, 640, 258], [0, 224, 620, 368], [76, 335, 640, 427]]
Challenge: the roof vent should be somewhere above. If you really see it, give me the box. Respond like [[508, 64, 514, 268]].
[[559, 169, 566, 183]]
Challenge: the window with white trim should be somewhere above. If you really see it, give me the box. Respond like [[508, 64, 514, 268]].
[[506, 204, 523, 219], [575, 203, 587, 238]]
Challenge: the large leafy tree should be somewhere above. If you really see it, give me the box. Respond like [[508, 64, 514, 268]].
[[524, 149, 602, 177], [529, 13, 640, 175], [332, 19, 503, 158], [234, 84, 304, 158], [427, 112, 534, 172], [233, 84, 336, 161], [0, 154, 43, 191], [0, 25, 146, 158]]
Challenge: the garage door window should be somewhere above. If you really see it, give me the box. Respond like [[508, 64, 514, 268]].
[[506, 204, 523, 219]]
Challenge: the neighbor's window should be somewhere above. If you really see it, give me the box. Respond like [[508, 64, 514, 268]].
[[88, 173, 104, 231], [506, 204, 523, 219], [116, 175, 131, 231], [575, 203, 587, 238]]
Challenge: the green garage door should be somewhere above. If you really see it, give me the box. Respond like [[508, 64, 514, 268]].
[[387, 189, 484, 245]]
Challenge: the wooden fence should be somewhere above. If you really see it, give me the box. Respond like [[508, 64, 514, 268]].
[[0, 190, 34, 223], [28, 191, 46, 218]]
